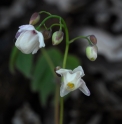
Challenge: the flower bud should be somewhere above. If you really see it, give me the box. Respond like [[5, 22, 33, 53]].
[[54, 66, 61, 77], [86, 45, 98, 61], [29, 12, 40, 25], [42, 30, 52, 40], [52, 31, 64, 45], [89, 35, 97, 45]]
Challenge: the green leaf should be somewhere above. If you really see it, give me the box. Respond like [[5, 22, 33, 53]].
[[9, 46, 19, 74], [47, 48, 63, 66], [39, 71, 55, 106], [15, 52, 33, 78], [66, 54, 81, 69], [31, 48, 63, 106], [31, 55, 49, 91]]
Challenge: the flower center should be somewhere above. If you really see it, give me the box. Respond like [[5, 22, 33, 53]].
[[67, 82, 74, 89]]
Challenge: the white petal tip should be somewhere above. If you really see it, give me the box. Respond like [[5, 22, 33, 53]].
[[60, 92, 65, 97], [32, 52, 37, 54], [86, 92, 90, 96], [39, 44, 45, 48], [82, 89, 91, 96]]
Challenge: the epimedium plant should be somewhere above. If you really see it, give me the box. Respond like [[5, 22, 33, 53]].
[[9, 11, 98, 124]]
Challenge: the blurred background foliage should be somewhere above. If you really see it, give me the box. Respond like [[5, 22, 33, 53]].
[[1, 0, 122, 124]]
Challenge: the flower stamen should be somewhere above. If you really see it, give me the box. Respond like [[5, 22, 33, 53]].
[[67, 82, 74, 89]]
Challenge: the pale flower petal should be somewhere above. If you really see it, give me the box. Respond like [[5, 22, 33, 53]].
[[15, 31, 39, 54], [73, 66, 85, 77], [63, 72, 80, 89], [79, 79, 90, 96], [32, 46, 39, 54], [56, 69, 72, 76], [72, 72, 82, 89], [60, 82, 71, 97], [63, 72, 72, 85], [18, 25, 35, 32], [15, 24, 45, 54], [36, 31, 45, 48], [15, 31, 23, 39]]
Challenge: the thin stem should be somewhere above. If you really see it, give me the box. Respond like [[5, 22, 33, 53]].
[[69, 36, 92, 45], [62, 24, 69, 68], [59, 16, 70, 124], [41, 48, 55, 75], [55, 83, 60, 124], [39, 11, 51, 16], [39, 14, 70, 124], [60, 97, 64, 124], [47, 24, 64, 30], [59, 17, 62, 31], [43, 24, 48, 30], [37, 15, 65, 31], [62, 44, 69, 68]]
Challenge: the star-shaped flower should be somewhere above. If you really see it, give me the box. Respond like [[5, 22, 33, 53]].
[[56, 66, 90, 97]]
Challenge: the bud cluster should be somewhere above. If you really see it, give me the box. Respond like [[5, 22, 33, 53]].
[[29, 12, 64, 46]]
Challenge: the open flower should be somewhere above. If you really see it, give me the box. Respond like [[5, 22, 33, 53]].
[[15, 25, 45, 54], [56, 66, 90, 97]]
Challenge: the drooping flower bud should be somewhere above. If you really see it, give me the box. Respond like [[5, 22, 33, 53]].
[[42, 30, 52, 40], [89, 35, 97, 45], [29, 12, 40, 25], [86, 45, 98, 61], [54, 66, 61, 77], [55, 66, 61, 71], [52, 31, 64, 45]]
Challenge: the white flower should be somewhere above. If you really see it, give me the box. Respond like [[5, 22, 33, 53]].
[[56, 66, 90, 97], [15, 24, 45, 54]]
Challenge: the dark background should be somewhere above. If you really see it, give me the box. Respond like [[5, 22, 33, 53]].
[[0, 0, 122, 124]]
